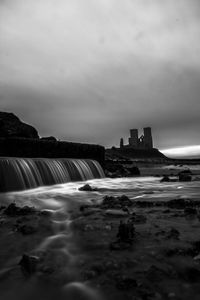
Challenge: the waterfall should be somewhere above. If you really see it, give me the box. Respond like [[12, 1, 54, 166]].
[[0, 157, 105, 192]]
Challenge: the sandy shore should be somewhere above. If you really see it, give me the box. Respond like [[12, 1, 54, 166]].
[[1, 193, 200, 300]]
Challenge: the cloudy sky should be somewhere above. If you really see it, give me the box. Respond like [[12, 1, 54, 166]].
[[0, 0, 200, 157]]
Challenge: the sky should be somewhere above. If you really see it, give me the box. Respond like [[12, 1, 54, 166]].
[[0, 0, 200, 157]]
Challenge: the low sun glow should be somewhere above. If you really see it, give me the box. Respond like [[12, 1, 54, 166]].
[[161, 145, 200, 158]]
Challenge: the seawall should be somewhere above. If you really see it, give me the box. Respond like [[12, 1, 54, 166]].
[[0, 138, 105, 167]]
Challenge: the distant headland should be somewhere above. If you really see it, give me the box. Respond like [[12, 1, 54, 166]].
[[106, 127, 166, 160]]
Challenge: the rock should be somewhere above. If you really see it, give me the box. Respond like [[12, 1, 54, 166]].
[[4, 203, 36, 216], [101, 195, 133, 209], [17, 224, 38, 235], [110, 219, 135, 250], [39, 210, 52, 217], [4, 203, 19, 216], [130, 213, 147, 224], [84, 224, 94, 231], [178, 170, 192, 182], [105, 162, 140, 178], [127, 166, 140, 176], [0, 111, 39, 139], [166, 228, 180, 240], [78, 184, 97, 191], [19, 254, 39, 276], [160, 175, 170, 182]]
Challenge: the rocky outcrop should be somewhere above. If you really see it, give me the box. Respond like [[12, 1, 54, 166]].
[[0, 112, 39, 139], [0, 112, 105, 166], [106, 147, 167, 160]]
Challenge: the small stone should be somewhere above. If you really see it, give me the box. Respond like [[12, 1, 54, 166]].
[[19, 254, 39, 276], [78, 184, 97, 191]]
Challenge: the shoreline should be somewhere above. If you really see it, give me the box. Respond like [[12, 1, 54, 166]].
[[1, 187, 200, 299]]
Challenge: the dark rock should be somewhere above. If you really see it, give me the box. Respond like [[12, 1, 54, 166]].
[[78, 184, 97, 191], [160, 175, 170, 182], [4, 203, 36, 216], [127, 166, 140, 176], [39, 210, 52, 217], [105, 162, 140, 178], [166, 228, 180, 240], [4, 203, 19, 216], [178, 170, 192, 182], [101, 195, 133, 209], [17, 224, 38, 235], [110, 219, 135, 250], [19, 254, 39, 276], [0, 111, 39, 139], [18, 205, 36, 215]]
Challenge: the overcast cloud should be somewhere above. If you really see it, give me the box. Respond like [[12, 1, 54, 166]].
[[0, 0, 200, 154]]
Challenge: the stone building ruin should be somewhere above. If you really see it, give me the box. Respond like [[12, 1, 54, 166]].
[[120, 127, 153, 150]]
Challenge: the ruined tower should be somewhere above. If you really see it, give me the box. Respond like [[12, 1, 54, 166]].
[[143, 127, 153, 149], [120, 138, 124, 148], [129, 129, 138, 148]]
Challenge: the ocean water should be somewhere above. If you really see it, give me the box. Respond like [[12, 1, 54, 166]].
[[1, 176, 200, 211]]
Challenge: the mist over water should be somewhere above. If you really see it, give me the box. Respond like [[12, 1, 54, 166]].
[[1, 174, 200, 300]]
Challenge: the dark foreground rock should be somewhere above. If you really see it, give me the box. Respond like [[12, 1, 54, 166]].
[[19, 254, 39, 276], [4, 203, 36, 216]]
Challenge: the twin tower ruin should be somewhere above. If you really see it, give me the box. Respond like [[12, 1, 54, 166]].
[[120, 127, 153, 150]]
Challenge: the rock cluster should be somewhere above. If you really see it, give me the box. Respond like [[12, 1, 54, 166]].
[[101, 195, 133, 209], [105, 161, 140, 178]]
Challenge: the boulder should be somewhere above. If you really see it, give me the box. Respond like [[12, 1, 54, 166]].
[[178, 170, 192, 182], [78, 184, 97, 191], [160, 175, 170, 182], [19, 254, 39, 276], [0, 111, 39, 139], [126, 166, 140, 176]]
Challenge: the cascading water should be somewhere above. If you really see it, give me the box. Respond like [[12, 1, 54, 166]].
[[0, 157, 105, 192]]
